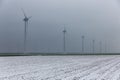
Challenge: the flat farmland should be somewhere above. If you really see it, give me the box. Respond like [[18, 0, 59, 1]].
[[0, 55, 120, 80]]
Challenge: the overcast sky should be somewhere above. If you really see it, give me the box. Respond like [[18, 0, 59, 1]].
[[0, 0, 120, 53]]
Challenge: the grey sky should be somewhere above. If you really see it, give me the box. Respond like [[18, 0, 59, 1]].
[[0, 0, 120, 53]]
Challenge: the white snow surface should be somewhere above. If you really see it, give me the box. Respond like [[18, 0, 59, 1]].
[[0, 55, 120, 80]]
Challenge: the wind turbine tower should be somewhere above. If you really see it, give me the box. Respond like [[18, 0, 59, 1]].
[[22, 9, 32, 54], [63, 26, 67, 53], [99, 41, 102, 53], [82, 36, 85, 53], [105, 42, 107, 53], [92, 40, 95, 53]]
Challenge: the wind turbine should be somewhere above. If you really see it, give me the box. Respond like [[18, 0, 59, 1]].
[[21, 9, 32, 54], [92, 40, 95, 53], [105, 42, 107, 53], [63, 26, 67, 53], [82, 35, 85, 53], [99, 41, 102, 53]]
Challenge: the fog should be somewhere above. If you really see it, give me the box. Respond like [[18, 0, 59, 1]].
[[0, 0, 120, 53]]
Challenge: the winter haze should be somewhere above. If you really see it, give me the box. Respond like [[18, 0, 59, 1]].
[[0, 0, 120, 53]]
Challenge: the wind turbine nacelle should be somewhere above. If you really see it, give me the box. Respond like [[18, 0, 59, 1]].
[[23, 18, 29, 22], [63, 30, 66, 33]]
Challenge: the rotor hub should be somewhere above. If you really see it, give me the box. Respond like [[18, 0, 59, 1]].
[[23, 18, 28, 22]]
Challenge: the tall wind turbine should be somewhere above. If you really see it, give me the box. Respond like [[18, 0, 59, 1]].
[[105, 42, 107, 53], [92, 40, 95, 53], [22, 9, 32, 54], [99, 41, 102, 53], [63, 26, 67, 53], [82, 35, 85, 53]]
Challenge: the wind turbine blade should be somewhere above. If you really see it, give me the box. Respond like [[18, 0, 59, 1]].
[[21, 8, 27, 17]]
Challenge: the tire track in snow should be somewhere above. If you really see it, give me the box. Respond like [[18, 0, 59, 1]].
[[0, 56, 118, 80], [64, 57, 118, 80], [41, 57, 116, 80]]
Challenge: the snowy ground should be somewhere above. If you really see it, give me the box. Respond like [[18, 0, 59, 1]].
[[0, 55, 120, 80]]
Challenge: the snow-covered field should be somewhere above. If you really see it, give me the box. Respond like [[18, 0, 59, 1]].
[[0, 55, 120, 80]]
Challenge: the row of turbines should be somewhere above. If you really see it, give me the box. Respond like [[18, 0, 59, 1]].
[[63, 28, 107, 53], [22, 9, 107, 54]]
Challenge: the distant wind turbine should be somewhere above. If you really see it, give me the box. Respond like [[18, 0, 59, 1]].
[[99, 41, 102, 53], [21, 9, 32, 54], [105, 42, 107, 53], [92, 40, 95, 53], [63, 26, 67, 53], [82, 35, 85, 53]]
